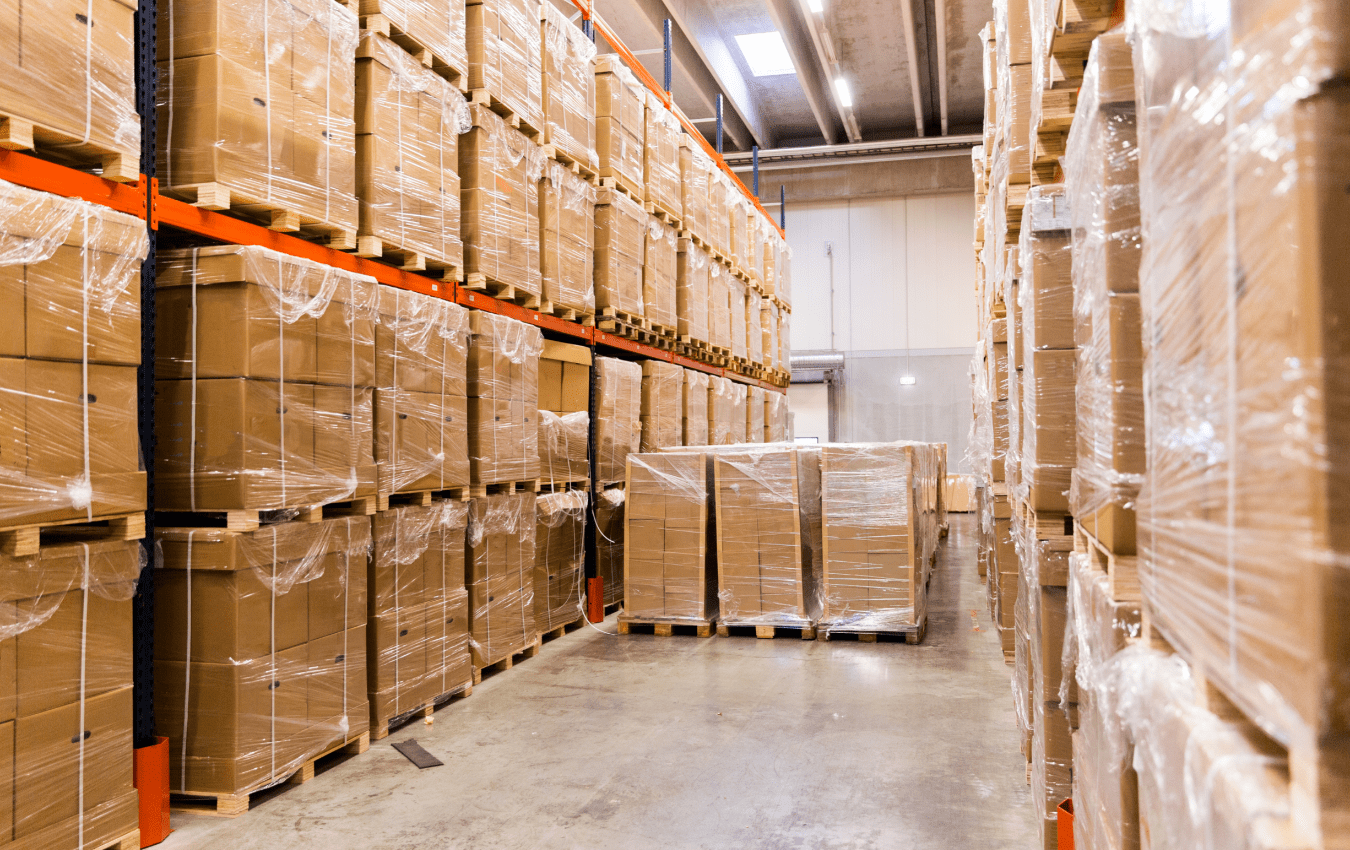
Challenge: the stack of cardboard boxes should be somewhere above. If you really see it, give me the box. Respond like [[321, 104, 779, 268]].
[[593, 187, 647, 319], [639, 360, 682, 452], [540, 158, 597, 319], [593, 356, 642, 486], [642, 216, 678, 334], [465, 493, 536, 666], [538, 341, 591, 485], [533, 490, 587, 634], [539, 1, 597, 174], [642, 94, 682, 224], [466, 0, 543, 134], [461, 103, 544, 298], [594, 56, 645, 201], [358, 0, 468, 83], [467, 311, 542, 487], [677, 238, 711, 352], [622, 451, 716, 625], [682, 369, 711, 446]]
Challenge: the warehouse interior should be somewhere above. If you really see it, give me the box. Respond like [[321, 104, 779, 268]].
[[0, 0, 1341, 848]]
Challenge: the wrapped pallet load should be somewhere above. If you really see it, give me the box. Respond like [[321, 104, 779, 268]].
[[461, 103, 544, 300], [707, 375, 736, 446], [466, 493, 536, 666], [355, 31, 472, 275], [622, 451, 715, 628], [708, 261, 733, 357], [594, 486, 626, 608], [678, 138, 711, 244], [640, 360, 682, 452], [368, 500, 471, 736], [682, 369, 711, 446], [676, 237, 711, 350], [157, 0, 360, 242], [466, 0, 543, 133], [0, 540, 143, 845], [746, 387, 766, 444], [156, 245, 382, 511], [533, 490, 587, 634], [707, 171, 731, 261], [0, 181, 148, 528], [357, 0, 467, 83], [762, 301, 780, 374], [593, 356, 642, 485], [539, 2, 597, 173], [467, 311, 542, 487], [729, 276, 748, 363], [765, 392, 789, 442], [539, 158, 597, 320], [643, 216, 678, 334], [594, 187, 646, 320], [746, 287, 763, 367], [372, 287, 469, 497], [594, 56, 645, 199], [537, 340, 589, 486], [727, 381, 748, 444], [155, 516, 372, 804], [642, 93, 682, 223]]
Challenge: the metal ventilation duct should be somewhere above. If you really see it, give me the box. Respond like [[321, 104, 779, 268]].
[[790, 352, 846, 372], [724, 135, 980, 170]]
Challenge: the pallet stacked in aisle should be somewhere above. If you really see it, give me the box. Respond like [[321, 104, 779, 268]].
[[460, 102, 544, 307], [593, 56, 645, 202], [0, 539, 142, 847], [620, 451, 716, 635], [593, 485, 626, 610], [533, 489, 587, 638], [642, 93, 683, 229], [157, 0, 360, 247], [537, 341, 591, 489], [465, 0, 543, 137], [712, 447, 821, 638], [155, 515, 372, 815], [538, 0, 597, 180], [676, 237, 713, 360], [155, 246, 379, 518], [593, 356, 642, 486], [594, 187, 650, 343], [816, 443, 943, 643], [373, 286, 469, 504], [1125, 1, 1350, 845], [682, 369, 711, 446], [466, 310, 542, 490], [354, 29, 470, 279], [0, 182, 148, 547], [643, 213, 679, 344], [368, 499, 472, 740], [640, 360, 683, 451], [0, 0, 139, 179], [358, 0, 469, 89], [466, 492, 539, 675], [540, 158, 597, 325], [1028, 0, 1113, 186]]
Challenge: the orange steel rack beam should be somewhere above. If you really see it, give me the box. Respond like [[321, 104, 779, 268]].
[[0, 149, 149, 220]]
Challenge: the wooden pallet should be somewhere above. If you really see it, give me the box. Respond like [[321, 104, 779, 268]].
[[1074, 522, 1139, 602], [644, 198, 683, 231], [538, 298, 596, 327], [372, 679, 473, 741], [172, 730, 370, 818], [467, 479, 540, 499], [540, 143, 598, 183], [678, 229, 712, 252], [472, 637, 542, 685], [361, 14, 468, 91], [468, 89, 541, 140], [616, 615, 715, 638], [817, 617, 927, 645], [716, 623, 817, 640], [0, 511, 144, 558], [377, 486, 470, 511], [0, 114, 138, 181], [539, 616, 586, 645], [1049, 0, 1117, 67], [597, 307, 665, 348], [538, 478, 588, 493], [162, 182, 357, 250], [352, 235, 463, 282], [158, 495, 378, 533], [597, 175, 643, 205], [603, 599, 624, 616], [649, 320, 678, 340], [462, 272, 541, 309]]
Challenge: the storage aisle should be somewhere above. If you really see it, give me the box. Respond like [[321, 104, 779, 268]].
[[162, 514, 1034, 850]]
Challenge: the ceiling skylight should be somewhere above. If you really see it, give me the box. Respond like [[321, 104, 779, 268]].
[[735, 32, 796, 77]]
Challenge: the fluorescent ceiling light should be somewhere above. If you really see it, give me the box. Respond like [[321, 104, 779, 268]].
[[807, 0, 824, 12], [735, 32, 796, 77], [834, 77, 853, 108], [900, 375, 917, 385]]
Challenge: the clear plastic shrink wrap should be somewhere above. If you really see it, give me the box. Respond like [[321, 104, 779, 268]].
[[0, 539, 143, 847], [643, 216, 678, 331], [991, 0, 1032, 186], [465, 0, 542, 132], [157, 0, 359, 235], [0, 181, 147, 526], [762, 228, 777, 299], [540, 1, 597, 171], [1064, 29, 1143, 553], [682, 369, 710, 446], [746, 387, 766, 444], [623, 451, 716, 622], [466, 493, 536, 666], [727, 380, 749, 444], [358, 0, 467, 78], [817, 443, 943, 633], [707, 172, 731, 260], [539, 411, 588, 484], [594, 486, 626, 607], [1126, 0, 1350, 776], [461, 103, 544, 297], [765, 391, 790, 442], [676, 239, 711, 346], [373, 286, 469, 496], [594, 57, 645, 198], [966, 341, 994, 486], [594, 356, 642, 485], [594, 187, 646, 318], [643, 93, 683, 221], [775, 238, 792, 311], [712, 446, 822, 628], [746, 287, 764, 366], [1017, 185, 1075, 512], [0, 0, 139, 175], [729, 276, 748, 361], [467, 311, 542, 486], [708, 262, 733, 353], [355, 31, 471, 270], [762, 303, 780, 373], [729, 193, 748, 273], [679, 140, 712, 242], [155, 516, 371, 796], [156, 246, 381, 511], [744, 212, 765, 287], [779, 309, 791, 378], [707, 375, 737, 446], [540, 158, 597, 316], [640, 360, 683, 452], [533, 490, 587, 633], [368, 500, 470, 727]]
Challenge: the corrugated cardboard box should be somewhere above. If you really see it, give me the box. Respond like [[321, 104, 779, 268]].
[[466, 493, 536, 666], [642, 92, 682, 220], [643, 215, 678, 331], [707, 375, 736, 446], [708, 263, 732, 353], [682, 369, 710, 446], [623, 451, 716, 622], [593, 187, 645, 317], [467, 311, 542, 486], [594, 357, 641, 485], [533, 490, 586, 633], [640, 360, 682, 452], [677, 239, 710, 345], [540, 1, 596, 170], [594, 56, 644, 197], [538, 340, 591, 415], [461, 103, 543, 295], [678, 139, 711, 243], [745, 386, 766, 444], [540, 159, 596, 316], [465, 0, 542, 131]]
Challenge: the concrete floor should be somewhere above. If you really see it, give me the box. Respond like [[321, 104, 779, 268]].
[[162, 514, 1036, 849]]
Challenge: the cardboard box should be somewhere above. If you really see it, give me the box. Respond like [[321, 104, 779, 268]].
[[594, 55, 644, 195], [540, 1, 596, 170], [540, 159, 596, 314], [539, 410, 588, 483], [594, 356, 641, 485], [643, 92, 682, 220], [623, 452, 716, 622], [466, 0, 543, 131], [538, 340, 591, 415], [466, 493, 537, 666], [594, 187, 645, 316], [467, 311, 541, 486], [461, 103, 542, 296], [745, 386, 766, 444], [682, 369, 710, 446], [676, 239, 710, 344], [678, 139, 711, 244], [707, 263, 732, 352], [375, 388, 468, 495], [533, 490, 586, 633], [356, 0, 467, 75], [643, 215, 678, 330], [376, 286, 467, 396], [765, 391, 789, 443], [640, 360, 682, 451], [370, 500, 469, 617]]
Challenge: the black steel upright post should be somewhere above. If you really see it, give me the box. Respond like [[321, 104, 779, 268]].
[[780, 185, 786, 230], [583, 17, 594, 42], [716, 95, 723, 154], [132, 0, 158, 749], [752, 146, 759, 196], [663, 19, 672, 94]]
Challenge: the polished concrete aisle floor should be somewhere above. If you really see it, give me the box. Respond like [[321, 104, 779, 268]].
[[164, 514, 1036, 849]]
